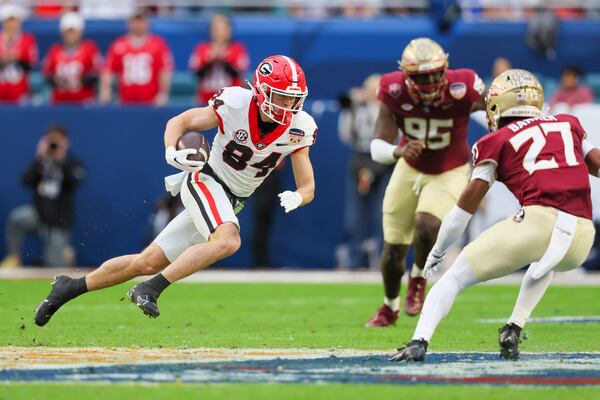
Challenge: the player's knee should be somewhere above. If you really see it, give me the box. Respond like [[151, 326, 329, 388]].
[[225, 233, 242, 256], [381, 243, 407, 272], [130, 254, 162, 276], [216, 240, 240, 258], [214, 232, 241, 258], [414, 214, 441, 244]]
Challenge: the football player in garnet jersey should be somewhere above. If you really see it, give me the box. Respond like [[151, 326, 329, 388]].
[[34, 55, 317, 325], [366, 38, 486, 327], [390, 69, 600, 362]]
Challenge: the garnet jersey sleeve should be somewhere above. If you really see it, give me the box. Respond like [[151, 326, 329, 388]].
[[472, 132, 504, 167], [557, 113, 587, 141], [462, 68, 485, 103], [376, 71, 402, 109]]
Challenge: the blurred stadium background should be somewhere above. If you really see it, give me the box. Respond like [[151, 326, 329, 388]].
[[3, 0, 600, 270]]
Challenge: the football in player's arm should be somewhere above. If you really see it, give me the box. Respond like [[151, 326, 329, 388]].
[[390, 69, 600, 362], [34, 55, 316, 325], [366, 37, 486, 327]]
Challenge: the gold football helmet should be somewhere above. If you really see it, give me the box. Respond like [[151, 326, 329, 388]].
[[485, 69, 544, 131], [399, 38, 448, 102]]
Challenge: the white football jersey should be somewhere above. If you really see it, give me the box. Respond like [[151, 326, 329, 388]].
[[207, 86, 317, 198]]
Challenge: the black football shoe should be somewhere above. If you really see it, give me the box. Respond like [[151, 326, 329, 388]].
[[389, 339, 429, 362], [127, 283, 160, 318], [35, 275, 80, 326], [498, 323, 522, 360]]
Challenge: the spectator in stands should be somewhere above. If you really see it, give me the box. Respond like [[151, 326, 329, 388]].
[[492, 56, 512, 79], [340, 1, 382, 18], [336, 74, 390, 269], [99, 9, 173, 105], [549, 66, 595, 108], [0, 4, 37, 103], [43, 12, 102, 104], [1, 124, 85, 268], [143, 193, 183, 247], [189, 13, 249, 104]]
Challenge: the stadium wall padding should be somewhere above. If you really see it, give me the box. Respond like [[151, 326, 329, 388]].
[[0, 105, 489, 268], [22, 16, 600, 99]]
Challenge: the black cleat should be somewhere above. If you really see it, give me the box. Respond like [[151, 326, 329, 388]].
[[127, 284, 160, 318], [499, 323, 522, 360], [389, 339, 428, 362], [34, 275, 74, 326]]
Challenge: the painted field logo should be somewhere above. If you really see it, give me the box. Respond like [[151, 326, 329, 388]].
[[289, 128, 305, 145], [1, 348, 599, 386]]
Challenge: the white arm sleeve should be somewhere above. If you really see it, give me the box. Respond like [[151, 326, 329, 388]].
[[370, 138, 397, 164], [431, 205, 473, 256], [582, 139, 596, 158], [470, 162, 497, 186]]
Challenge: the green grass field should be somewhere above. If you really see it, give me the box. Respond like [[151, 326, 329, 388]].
[[1, 280, 600, 399]]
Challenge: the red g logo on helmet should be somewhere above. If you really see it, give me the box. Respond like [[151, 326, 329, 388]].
[[253, 55, 308, 125], [258, 62, 273, 76]]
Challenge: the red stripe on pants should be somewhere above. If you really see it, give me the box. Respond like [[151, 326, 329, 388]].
[[194, 171, 223, 225]]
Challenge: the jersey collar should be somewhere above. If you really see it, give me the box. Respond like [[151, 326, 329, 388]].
[[248, 99, 290, 150]]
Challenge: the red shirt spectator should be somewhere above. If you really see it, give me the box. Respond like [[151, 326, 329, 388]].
[[189, 14, 249, 104], [43, 12, 102, 104], [550, 66, 595, 108], [0, 5, 38, 103], [100, 11, 173, 105]]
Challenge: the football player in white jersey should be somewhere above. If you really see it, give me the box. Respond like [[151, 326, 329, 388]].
[[34, 55, 317, 325]]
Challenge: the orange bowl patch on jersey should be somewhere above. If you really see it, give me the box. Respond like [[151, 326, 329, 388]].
[[288, 128, 305, 145]]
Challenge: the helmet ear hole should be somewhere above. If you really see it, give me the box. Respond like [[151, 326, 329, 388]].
[[491, 104, 497, 112]]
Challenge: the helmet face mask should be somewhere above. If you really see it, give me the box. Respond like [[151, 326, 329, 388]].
[[253, 56, 308, 125], [405, 70, 445, 100], [485, 69, 544, 131], [399, 38, 448, 102]]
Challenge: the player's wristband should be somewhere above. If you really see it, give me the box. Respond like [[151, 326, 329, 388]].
[[582, 140, 596, 158], [370, 138, 397, 164]]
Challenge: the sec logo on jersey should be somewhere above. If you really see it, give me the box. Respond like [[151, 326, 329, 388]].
[[235, 129, 248, 143]]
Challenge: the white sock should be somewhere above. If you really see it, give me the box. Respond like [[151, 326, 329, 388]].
[[410, 263, 424, 278], [507, 270, 554, 328], [384, 296, 400, 312], [412, 253, 478, 342]]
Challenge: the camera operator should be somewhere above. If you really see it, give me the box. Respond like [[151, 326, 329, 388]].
[[336, 74, 392, 269], [1, 124, 85, 268]]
